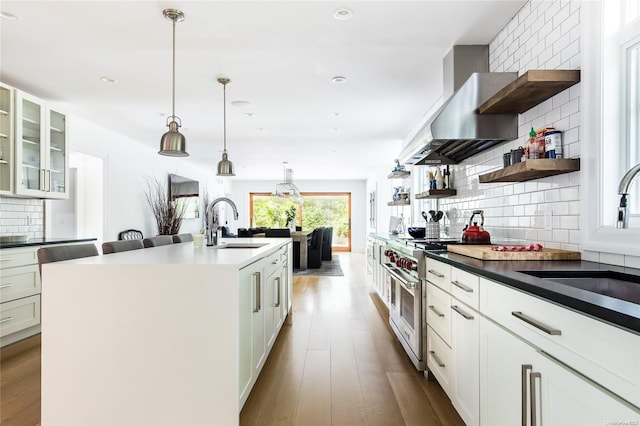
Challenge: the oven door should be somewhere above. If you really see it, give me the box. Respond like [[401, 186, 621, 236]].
[[382, 263, 425, 370]]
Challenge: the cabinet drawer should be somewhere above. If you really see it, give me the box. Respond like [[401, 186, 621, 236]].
[[450, 266, 479, 310], [0, 295, 41, 337], [426, 257, 451, 292], [264, 251, 282, 276], [0, 264, 41, 303], [0, 247, 38, 269], [427, 325, 452, 395], [480, 277, 640, 408], [426, 282, 452, 346]]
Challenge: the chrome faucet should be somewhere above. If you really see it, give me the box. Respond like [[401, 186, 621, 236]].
[[206, 197, 239, 246], [617, 163, 640, 229]]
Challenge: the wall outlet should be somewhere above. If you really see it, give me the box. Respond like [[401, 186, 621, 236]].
[[544, 211, 552, 230]]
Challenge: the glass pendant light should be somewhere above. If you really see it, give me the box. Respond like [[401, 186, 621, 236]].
[[159, 9, 188, 157], [216, 77, 235, 176]]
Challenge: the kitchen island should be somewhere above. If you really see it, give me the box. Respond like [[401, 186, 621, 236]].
[[40, 238, 292, 426]]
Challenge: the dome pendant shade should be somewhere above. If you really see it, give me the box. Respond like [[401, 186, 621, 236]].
[[217, 150, 235, 176], [158, 8, 188, 157], [159, 119, 188, 157]]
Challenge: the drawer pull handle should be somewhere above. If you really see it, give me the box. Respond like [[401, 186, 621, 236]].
[[0, 283, 14, 289], [275, 277, 281, 307], [521, 364, 532, 426], [428, 269, 444, 278], [428, 350, 445, 368], [451, 305, 474, 320], [451, 280, 473, 293], [253, 272, 261, 313], [0, 316, 13, 324], [512, 311, 561, 335], [0, 258, 13, 262], [428, 305, 445, 317]]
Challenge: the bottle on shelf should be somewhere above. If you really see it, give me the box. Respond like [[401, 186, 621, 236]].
[[444, 166, 451, 189], [527, 127, 538, 160]]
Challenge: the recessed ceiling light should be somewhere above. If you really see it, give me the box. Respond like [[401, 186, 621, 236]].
[[0, 11, 19, 21], [257, 128, 266, 132], [331, 112, 341, 117], [231, 101, 251, 108], [331, 128, 339, 132], [331, 76, 347, 84], [333, 8, 353, 20], [100, 76, 117, 84], [244, 112, 255, 118]]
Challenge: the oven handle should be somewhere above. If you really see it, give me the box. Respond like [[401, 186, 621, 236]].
[[382, 263, 419, 291]]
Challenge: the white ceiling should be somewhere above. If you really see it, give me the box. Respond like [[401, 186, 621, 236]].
[[0, 1, 526, 181]]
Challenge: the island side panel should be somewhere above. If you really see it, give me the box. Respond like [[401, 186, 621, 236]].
[[41, 263, 240, 426]]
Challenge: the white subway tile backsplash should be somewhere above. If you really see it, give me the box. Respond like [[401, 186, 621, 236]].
[[582, 251, 600, 262], [0, 196, 45, 239], [560, 215, 579, 230], [600, 252, 625, 267]]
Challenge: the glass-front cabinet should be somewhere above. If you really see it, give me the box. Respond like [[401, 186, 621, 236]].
[[15, 90, 68, 199], [0, 83, 14, 194]]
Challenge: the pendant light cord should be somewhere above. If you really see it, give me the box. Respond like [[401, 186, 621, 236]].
[[223, 81, 227, 151], [171, 18, 176, 119]]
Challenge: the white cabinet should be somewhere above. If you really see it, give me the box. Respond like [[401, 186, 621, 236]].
[[0, 246, 42, 346], [239, 242, 292, 409], [480, 317, 639, 426], [15, 90, 68, 198], [0, 82, 14, 195], [450, 299, 479, 426]]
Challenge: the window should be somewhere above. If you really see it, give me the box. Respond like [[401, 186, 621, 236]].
[[582, 1, 640, 255], [250, 192, 351, 251]]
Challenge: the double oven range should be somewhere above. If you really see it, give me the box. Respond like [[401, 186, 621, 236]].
[[381, 238, 455, 371]]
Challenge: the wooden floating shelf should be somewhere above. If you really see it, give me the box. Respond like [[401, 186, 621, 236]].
[[479, 70, 581, 114], [479, 158, 580, 183], [388, 200, 411, 206], [415, 189, 457, 199], [388, 170, 410, 179]]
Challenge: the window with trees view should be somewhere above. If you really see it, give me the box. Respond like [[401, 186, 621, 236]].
[[250, 192, 351, 251]]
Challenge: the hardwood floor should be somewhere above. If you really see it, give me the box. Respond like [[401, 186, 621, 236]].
[[0, 252, 463, 426], [240, 253, 464, 426]]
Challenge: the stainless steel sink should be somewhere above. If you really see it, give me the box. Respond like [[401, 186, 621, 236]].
[[519, 270, 640, 304], [214, 242, 269, 249]]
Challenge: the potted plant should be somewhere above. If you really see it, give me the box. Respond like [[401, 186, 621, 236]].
[[144, 176, 185, 235]]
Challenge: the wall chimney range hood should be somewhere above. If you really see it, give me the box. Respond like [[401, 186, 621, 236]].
[[399, 46, 518, 165]]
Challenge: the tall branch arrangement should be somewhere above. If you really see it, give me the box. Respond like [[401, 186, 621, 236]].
[[144, 176, 185, 235]]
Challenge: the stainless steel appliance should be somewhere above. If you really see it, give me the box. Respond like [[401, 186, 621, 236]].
[[382, 238, 456, 371], [398, 45, 518, 166]]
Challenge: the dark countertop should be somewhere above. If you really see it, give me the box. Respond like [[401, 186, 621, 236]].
[[0, 237, 97, 249], [427, 251, 640, 335]]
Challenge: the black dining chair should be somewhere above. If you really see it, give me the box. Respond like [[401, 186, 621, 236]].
[[307, 227, 324, 269], [321, 227, 333, 261], [265, 228, 291, 238], [102, 239, 144, 254], [118, 229, 143, 240]]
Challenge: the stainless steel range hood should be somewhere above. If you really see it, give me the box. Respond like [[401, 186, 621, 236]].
[[399, 46, 518, 165]]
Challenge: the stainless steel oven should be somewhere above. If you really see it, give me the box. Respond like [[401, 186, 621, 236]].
[[382, 240, 426, 370]]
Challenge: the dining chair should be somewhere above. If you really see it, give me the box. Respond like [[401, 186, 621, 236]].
[[37, 243, 99, 274], [102, 239, 144, 254], [321, 227, 333, 261], [307, 228, 324, 269], [118, 229, 143, 240], [143, 236, 174, 248], [172, 233, 194, 243]]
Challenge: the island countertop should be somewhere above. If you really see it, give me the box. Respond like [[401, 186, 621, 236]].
[[40, 237, 292, 426]]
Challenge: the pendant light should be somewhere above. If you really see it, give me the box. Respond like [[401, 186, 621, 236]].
[[216, 77, 235, 176], [159, 8, 188, 157]]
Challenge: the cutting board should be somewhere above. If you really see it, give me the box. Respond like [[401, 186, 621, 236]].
[[447, 244, 581, 261]]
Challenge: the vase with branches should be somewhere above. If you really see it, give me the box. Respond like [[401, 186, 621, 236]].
[[144, 176, 185, 235]]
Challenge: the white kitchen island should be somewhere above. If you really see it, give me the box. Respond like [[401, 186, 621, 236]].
[[40, 238, 292, 426]]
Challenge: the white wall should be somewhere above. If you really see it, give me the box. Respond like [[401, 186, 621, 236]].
[[435, 1, 583, 250], [68, 115, 226, 242], [231, 179, 367, 253]]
